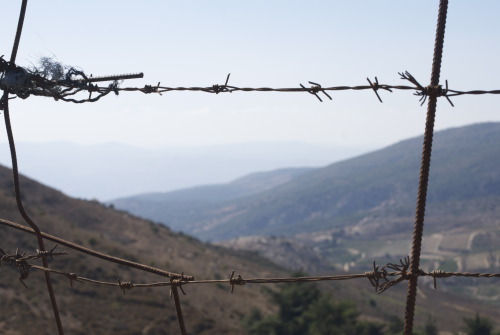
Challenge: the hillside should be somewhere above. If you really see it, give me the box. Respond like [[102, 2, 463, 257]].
[[0, 165, 288, 335], [111, 167, 314, 235], [111, 122, 500, 304], [2, 160, 500, 334], [0, 142, 358, 200], [114, 167, 312, 205], [113, 122, 500, 240]]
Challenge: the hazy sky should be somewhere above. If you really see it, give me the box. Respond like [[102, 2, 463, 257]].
[[2, 1, 500, 149]]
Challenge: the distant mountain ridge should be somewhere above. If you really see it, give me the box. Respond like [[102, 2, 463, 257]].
[[112, 122, 500, 241], [1, 133, 500, 333], [0, 142, 368, 200], [111, 167, 315, 238], [128, 167, 314, 203], [0, 163, 291, 334]]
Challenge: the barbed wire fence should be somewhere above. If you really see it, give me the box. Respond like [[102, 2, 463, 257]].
[[1, 0, 500, 334]]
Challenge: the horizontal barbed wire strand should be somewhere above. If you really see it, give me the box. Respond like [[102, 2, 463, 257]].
[[4, 63, 500, 105], [3, 257, 497, 294], [2, 1, 499, 334]]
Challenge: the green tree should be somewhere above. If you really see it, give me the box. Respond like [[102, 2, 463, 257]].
[[463, 314, 494, 335], [303, 296, 359, 335], [242, 308, 280, 335], [269, 281, 320, 335], [385, 315, 404, 335], [243, 274, 383, 335], [423, 316, 438, 335]]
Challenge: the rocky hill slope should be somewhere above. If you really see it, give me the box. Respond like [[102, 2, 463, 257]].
[[112, 122, 500, 305], [0, 165, 288, 335], [1, 147, 499, 334], [113, 123, 500, 242]]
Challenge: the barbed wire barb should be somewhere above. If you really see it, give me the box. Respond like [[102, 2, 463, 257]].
[[3, 0, 500, 334], [6, 253, 497, 293], [0, 218, 194, 280], [366, 76, 392, 103], [211, 73, 232, 94], [300, 81, 332, 102]]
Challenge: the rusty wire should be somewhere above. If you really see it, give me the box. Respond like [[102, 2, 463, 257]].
[[3, 251, 499, 296], [116, 79, 500, 102], [2, 0, 65, 333], [0, 55, 143, 106], [404, 0, 449, 334], [1, 0, 499, 334], [3, 60, 500, 106], [0, 218, 192, 280]]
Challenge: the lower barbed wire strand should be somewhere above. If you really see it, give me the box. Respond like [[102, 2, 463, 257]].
[[22, 263, 500, 292]]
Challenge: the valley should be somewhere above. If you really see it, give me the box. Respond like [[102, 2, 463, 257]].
[[113, 122, 500, 306], [1, 123, 500, 334]]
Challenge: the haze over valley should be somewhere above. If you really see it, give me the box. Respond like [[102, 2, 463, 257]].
[[1, 124, 500, 334], [0, 142, 370, 200], [112, 122, 500, 302]]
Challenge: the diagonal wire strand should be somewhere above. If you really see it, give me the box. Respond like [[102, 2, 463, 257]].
[[0, 218, 193, 280], [2, 1, 499, 334]]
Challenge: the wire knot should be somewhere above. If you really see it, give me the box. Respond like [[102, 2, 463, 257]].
[[399, 71, 454, 107], [36, 244, 68, 260], [375, 256, 413, 294], [365, 260, 388, 291], [0, 248, 30, 287], [0, 65, 32, 99], [367, 77, 392, 103], [36, 250, 51, 257], [429, 270, 448, 289], [118, 279, 134, 294], [66, 272, 79, 287], [417, 82, 454, 107], [143, 82, 160, 94], [0, 55, 10, 72], [109, 81, 120, 96], [229, 270, 245, 293], [211, 73, 231, 94], [170, 275, 187, 296], [15, 259, 30, 288], [300, 81, 332, 102]]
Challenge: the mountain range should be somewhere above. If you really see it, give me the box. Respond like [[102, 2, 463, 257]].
[[113, 122, 500, 240], [112, 122, 500, 302], [0, 141, 368, 200], [1, 159, 500, 334], [0, 163, 288, 334]]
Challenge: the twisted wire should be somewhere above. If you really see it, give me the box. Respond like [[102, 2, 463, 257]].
[[404, 1, 449, 334], [0, 218, 193, 280], [4, 252, 498, 294], [3, 84, 66, 335], [3, 63, 500, 105], [9, 0, 27, 64], [4, 0, 65, 333], [2, 1, 498, 334]]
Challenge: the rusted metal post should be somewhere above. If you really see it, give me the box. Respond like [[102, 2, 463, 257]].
[[404, 1, 449, 334], [170, 282, 188, 335]]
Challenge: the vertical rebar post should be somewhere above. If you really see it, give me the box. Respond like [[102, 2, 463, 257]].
[[404, 1, 449, 334]]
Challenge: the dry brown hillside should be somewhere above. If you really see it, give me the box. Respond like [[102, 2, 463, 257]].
[[1, 165, 499, 334]]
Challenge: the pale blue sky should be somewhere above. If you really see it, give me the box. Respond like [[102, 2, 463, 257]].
[[2, 1, 500, 149]]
